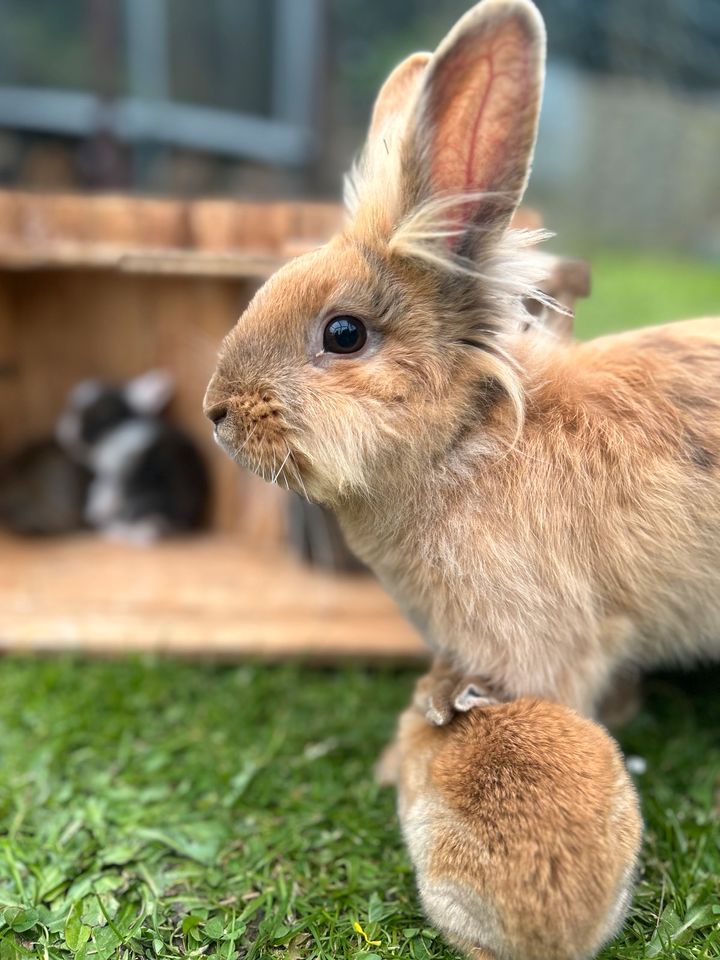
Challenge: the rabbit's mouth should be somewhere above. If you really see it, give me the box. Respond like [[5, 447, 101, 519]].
[[206, 394, 309, 493]]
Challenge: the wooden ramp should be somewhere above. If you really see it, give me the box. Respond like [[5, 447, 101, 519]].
[[0, 534, 425, 661]]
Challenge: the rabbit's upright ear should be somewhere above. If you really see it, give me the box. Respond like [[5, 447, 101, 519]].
[[404, 0, 545, 248], [368, 52, 431, 147]]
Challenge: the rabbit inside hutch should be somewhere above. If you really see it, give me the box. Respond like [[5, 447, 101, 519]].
[[0, 369, 209, 544]]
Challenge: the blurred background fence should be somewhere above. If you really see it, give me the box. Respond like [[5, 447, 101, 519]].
[[0, 0, 717, 255]]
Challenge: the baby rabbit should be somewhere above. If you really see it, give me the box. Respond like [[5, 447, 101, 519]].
[[58, 370, 209, 543], [0, 439, 90, 536], [205, 0, 720, 717], [395, 678, 643, 960]]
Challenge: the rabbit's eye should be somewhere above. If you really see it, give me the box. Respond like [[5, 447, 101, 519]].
[[323, 316, 367, 354]]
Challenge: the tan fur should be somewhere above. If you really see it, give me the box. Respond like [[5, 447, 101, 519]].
[[204, 0, 720, 715], [395, 691, 643, 960]]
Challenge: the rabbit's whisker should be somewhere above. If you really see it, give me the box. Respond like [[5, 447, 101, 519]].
[[238, 424, 257, 453], [288, 450, 309, 501], [274, 448, 292, 486]]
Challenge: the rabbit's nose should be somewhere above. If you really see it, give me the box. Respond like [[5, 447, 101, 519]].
[[205, 402, 228, 427]]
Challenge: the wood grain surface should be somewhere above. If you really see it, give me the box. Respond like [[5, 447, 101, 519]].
[[0, 534, 425, 660]]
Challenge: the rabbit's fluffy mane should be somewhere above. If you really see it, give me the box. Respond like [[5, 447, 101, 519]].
[[344, 137, 558, 447], [344, 123, 553, 309]]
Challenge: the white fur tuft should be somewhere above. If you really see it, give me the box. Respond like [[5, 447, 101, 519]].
[[389, 191, 561, 324]]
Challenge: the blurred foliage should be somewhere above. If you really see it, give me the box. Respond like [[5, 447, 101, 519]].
[[329, 0, 467, 120], [330, 0, 720, 123], [575, 253, 720, 338], [0, 0, 120, 92], [0, 1, 717, 124], [167, 0, 273, 114]]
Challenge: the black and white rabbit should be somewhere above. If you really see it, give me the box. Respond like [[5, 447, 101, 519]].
[[57, 370, 209, 544]]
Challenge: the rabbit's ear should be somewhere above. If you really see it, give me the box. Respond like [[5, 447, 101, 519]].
[[125, 369, 174, 415], [453, 683, 498, 712], [405, 0, 545, 246], [368, 52, 431, 146]]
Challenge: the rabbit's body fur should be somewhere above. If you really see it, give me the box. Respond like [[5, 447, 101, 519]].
[[396, 695, 643, 960], [205, 0, 720, 716], [338, 317, 720, 713]]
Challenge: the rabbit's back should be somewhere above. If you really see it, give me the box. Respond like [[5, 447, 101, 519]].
[[399, 700, 642, 960], [363, 316, 720, 711], [559, 317, 720, 660]]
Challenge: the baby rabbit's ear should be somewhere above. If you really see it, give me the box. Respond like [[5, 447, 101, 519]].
[[404, 0, 545, 246], [453, 682, 499, 712], [125, 369, 174, 416], [368, 52, 431, 147]]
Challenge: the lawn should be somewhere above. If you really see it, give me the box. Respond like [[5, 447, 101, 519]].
[[574, 251, 720, 339], [0, 659, 718, 960], [0, 252, 719, 960]]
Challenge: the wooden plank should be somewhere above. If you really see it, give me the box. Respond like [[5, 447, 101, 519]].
[[0, 191, 343, 276], [0, 534, 425, 660], [119, 250, 283, 278], [0, 242, 286, 278], [0, 284, 20, 449]]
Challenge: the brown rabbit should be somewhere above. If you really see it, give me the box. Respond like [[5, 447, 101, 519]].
[[394, 677, 643, 960], [205, 0, 720, 716]]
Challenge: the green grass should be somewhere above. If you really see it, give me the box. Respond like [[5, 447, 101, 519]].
[[575, 252, 719, 339], [0, 658, 718, 960], [1, 252, 719, 960]]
